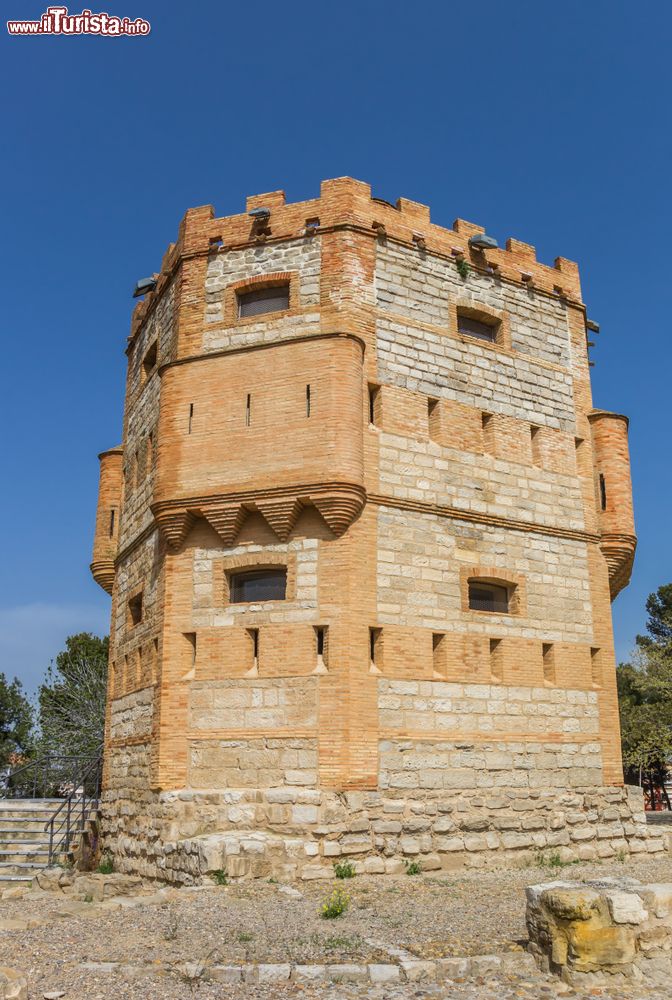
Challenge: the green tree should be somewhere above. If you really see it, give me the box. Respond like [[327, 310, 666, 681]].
[[618, 583, 672, 807], [636, 583, 672, 652], [0, 673, 33, 769], [38, 633, 109, 759]]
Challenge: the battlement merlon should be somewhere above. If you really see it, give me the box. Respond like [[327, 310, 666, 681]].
[[128, 177, 583, 343]]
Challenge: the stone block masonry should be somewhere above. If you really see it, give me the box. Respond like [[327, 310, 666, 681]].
[[93, 177, 645, 880], [527, 877, 672, 986]]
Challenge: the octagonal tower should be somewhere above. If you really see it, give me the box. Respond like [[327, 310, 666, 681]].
[[92, 178, 654, 882]]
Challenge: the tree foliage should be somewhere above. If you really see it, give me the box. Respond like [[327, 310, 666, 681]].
[[0, 673, 33, 769], [618, 584, 672, 805], [38, 633, 108, 759]]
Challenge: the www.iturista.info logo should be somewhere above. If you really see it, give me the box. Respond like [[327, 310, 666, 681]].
[[7, 6, 151, 35]]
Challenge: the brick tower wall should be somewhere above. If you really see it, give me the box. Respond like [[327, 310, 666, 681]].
[[92, 178, 658, 883]]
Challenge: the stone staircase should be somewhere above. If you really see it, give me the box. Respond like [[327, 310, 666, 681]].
[[0, 799, 97, 886], [0, 799, 59, 885]]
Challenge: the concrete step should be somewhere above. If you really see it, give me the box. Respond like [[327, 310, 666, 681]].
[[0, 850, 49, 864], [0, 875, 34, 886], [0, 831, 50, 843]]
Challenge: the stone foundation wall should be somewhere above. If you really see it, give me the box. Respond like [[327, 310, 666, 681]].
[[101, 739, 664, 884]]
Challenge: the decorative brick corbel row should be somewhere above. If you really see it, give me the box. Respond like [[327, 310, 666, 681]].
[[152, 484, 366, 550]]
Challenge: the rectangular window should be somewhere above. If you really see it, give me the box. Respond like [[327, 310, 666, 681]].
[[542, 642, 555, 684], [238, 284, 289, 317], [369, 627, 382, 672], [458, 313, 499, 342], [591, 647, 602, 687], [128, 592, 143, 626], [428, 397, 440, 443], [481, 412, 495, 455], [245, 393, 251, 427], [530, 425, 542, 466], [315, 626, 328, 671], [184, 632, 196, 668], [306, 384, 311, 417], [248, 628, 259, 672], [368, 384, 380, 426], [489, 638, 503, 682], [188, 403, 194, 434], [599, 473, 607, 511], [469, 581, 509, 614], [142, 341, 158, 382], [230, 568, 287, 603], [109, 508, 116, 537], [432, 632, 446, 676]]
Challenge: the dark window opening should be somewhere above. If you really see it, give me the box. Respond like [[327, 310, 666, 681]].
[[489, 638, 503, 681], [109, 508, 116, 537], [428, 397, 440, 442], [142, 341, 158, 380], [591, 647, 602, 687], [315, 625, 328, 669], [248, 628, 259, 665], [369, 384, 380, 425], [542, 642, 555, 684], [530, 425, 542, 465], [469, 581, 510, 614], [245, 393, 251, 427], [458, 313, 499, 342], [369, 627, 382, 668], [230, 569, 287, 603], [481, 411, 495, 453], [238, 284, 290, 318], [599, 473, 607, 511], [184, 632, 196, 667], [188, 403, 194, 434], [128, 593, 143, 626], [306, 384, 311, 417], [432, 632, 446, 674]]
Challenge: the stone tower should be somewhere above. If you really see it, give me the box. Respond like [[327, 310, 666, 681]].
[[92, 178, 654, 883]]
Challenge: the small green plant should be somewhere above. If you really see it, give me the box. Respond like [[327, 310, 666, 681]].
[[615, 848, 628, 864], [97, 853, 114, 875], [267, 876, 278, 883], [456, 257, 470, 279], [320, 884, 350, 919], [238, 931, 254, 943], [404, 859, 422, 876], [535, 849, 574, 870], [83, 893, 94, 903], [210, 868, 228, 885], [172, 949, 217, 993], [333, 861, 356, 879]]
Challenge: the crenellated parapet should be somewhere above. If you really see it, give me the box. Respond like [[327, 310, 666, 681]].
[[127, 177, 585, 355]]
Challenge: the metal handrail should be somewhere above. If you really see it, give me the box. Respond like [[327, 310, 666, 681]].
[[44, 754, 103, 865], [1, 754, 99, 800]]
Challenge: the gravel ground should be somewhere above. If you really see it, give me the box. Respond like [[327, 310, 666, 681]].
[[1, 856, 671, 999]]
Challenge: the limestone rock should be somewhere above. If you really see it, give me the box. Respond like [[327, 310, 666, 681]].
[[0, 968, 27, 1000]]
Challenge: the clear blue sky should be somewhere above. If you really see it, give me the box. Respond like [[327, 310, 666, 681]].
[[1, 0, 670, 693]]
